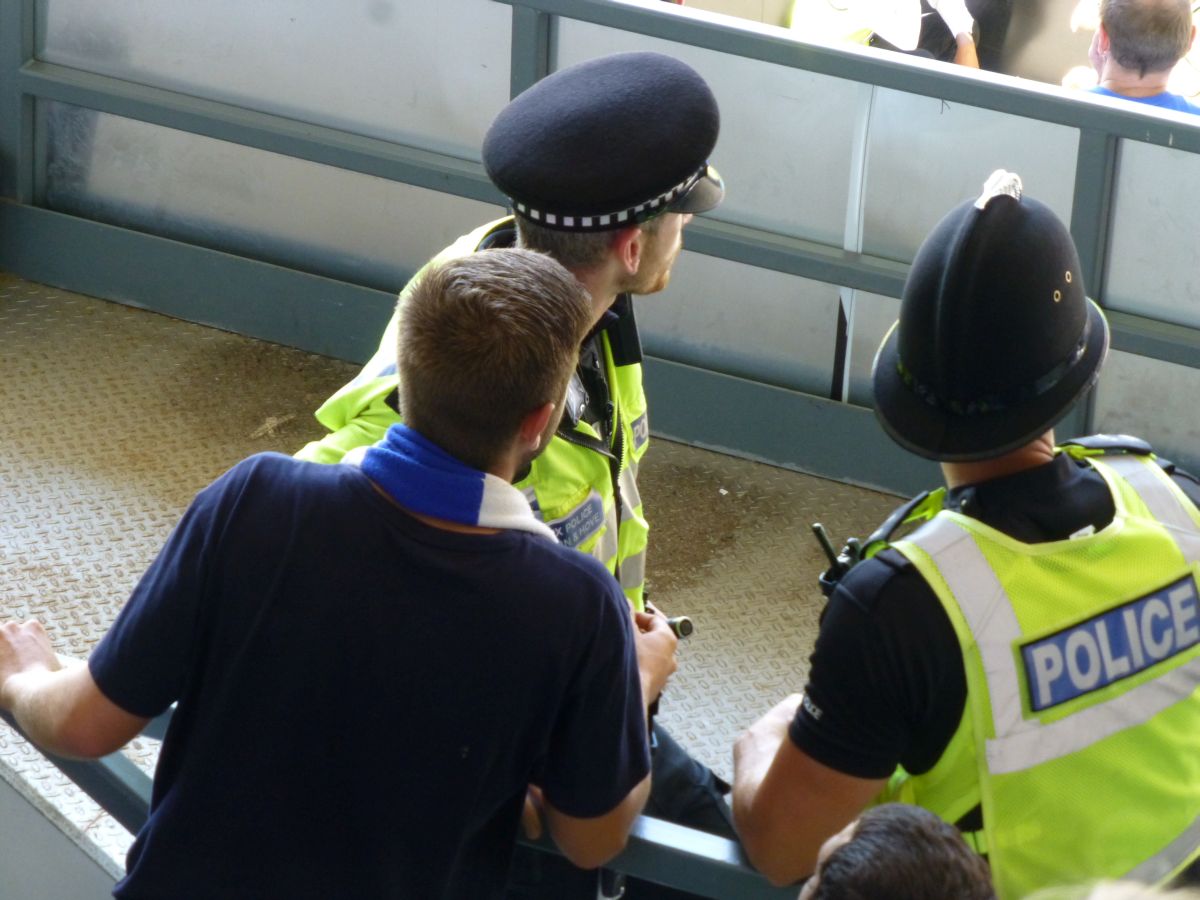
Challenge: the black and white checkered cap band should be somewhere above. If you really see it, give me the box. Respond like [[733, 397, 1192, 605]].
[[512, 165, 706, 232]]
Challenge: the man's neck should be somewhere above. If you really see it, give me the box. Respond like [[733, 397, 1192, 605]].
[[570, 265, 621, 328], [1100, 61, 1174, 98], [367, 481, 500, 534], [940, 432, 1057, 490]]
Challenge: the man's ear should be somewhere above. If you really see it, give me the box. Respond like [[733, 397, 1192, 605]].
[[1097, 22, 1111, 54], [611, 224, 644, 277], [518, 402, 556, 452], [1190, 24, 1197, 53]]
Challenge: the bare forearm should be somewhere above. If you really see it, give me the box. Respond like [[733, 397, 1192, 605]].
[[732, 694, 827, 884], [590, 770, 651, 855], [732, 698, 795, 853], [733, 695, 887, 885], [1, 621, 148, 758], [546, 772, 650, 870], [3, 661, 146, 759], [954, 34, 980, 69], [3, 664, 95, 758]]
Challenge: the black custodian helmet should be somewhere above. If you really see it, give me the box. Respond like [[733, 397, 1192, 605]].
[[872, 171, 1110, 462]]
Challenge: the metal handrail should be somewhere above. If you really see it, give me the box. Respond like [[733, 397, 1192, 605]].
[[0, 707, 792, 898]]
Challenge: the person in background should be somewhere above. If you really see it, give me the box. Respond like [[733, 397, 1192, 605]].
[[732, 170, 1200, 899], [1088, 0, 1200, 113], [798, 804, 996, 900], [789, 0, 1015, 70]]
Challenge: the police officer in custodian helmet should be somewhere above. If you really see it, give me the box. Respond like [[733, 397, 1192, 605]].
[[732, 170, 1200, 899]]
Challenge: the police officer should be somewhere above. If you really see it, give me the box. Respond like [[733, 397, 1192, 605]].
[[298, 50, 723, 612], [732, 170, 1200, 899], [296, 52, 734, 896]]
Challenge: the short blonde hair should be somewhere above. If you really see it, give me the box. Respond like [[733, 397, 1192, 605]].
[[397, 249, 591, 471]]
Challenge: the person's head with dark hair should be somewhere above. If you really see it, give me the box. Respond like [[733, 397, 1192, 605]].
[[798, 804, 996, 900], [397, 248, 592, 473], [1099, 0, 1194, 78]]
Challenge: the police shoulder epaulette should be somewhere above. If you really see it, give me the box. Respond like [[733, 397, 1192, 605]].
[[1159, 457, 1200, 490], [1059, 434, 1154, 456]]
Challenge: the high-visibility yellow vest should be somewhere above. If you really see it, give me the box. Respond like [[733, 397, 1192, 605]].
[[882, 450, 1200, 899], [295, 218, 651, 608]]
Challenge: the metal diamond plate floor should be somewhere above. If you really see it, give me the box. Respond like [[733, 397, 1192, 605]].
[[0, 272, 902, 869]]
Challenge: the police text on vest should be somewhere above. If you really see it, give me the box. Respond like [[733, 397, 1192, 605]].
[[1021, 574, 1200, 712]]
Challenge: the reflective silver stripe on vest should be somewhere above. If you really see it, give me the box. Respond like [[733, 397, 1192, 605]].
[[910, 459, 1200, 775], [597, 509, 620, 566], [1125, 811, 1200, 883], [909, 517, 1026, 739], [620, 549, 647, 591], [619, 460, 641, 517], [615, 460, 645, 589], [1102, 456, 1200, 551], [988, 656, 1200, 774]]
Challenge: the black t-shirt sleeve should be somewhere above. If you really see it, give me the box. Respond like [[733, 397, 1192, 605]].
[[88, 465, 240, 717], [536, 562, 651, 818], [789, 548, 966, 779]]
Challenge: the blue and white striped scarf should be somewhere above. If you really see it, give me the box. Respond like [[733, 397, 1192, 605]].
[[342, 424, 556, 541]]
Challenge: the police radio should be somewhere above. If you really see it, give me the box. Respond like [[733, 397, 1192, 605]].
[[811, 489, 939, 597]]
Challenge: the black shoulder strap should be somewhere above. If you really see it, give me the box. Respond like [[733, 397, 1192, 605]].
[[606, 294, 643, 367], [474, 219, 516, 251]]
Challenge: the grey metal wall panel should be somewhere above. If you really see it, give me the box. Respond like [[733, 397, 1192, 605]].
[[861, 88, 1079, 261], [556, 19, 867, 247], [1106, 141, 1200, 329], [638, 249, 840, 395], [37, 0, 512, 159], [644, 356, 941, 495], [0, 201, 397, 363], [1092, 350, 1200, 472], [844, 290, 899, 406], [41, 102, 505, 293], [0, 1, 33, 201]]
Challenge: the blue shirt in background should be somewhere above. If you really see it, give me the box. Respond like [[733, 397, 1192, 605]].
[[1091, 85, 1200, 115]]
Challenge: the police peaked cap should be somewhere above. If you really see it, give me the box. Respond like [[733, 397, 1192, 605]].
[[482, 52, 723, 232], [872, 171, 1110, 462]]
